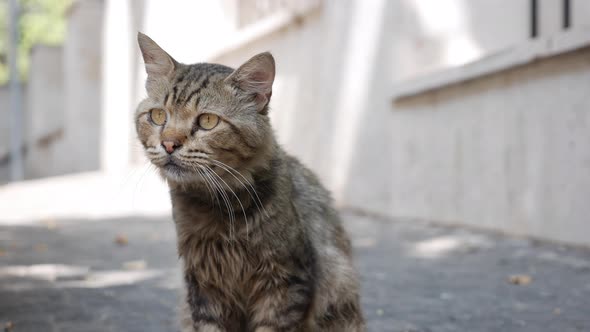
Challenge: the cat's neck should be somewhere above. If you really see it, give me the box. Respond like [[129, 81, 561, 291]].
[[168, 156, 285, 246], [168, 156, 282, 219]]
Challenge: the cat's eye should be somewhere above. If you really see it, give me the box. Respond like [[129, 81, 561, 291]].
[[198, 113, 220, 130], [149, 109, 166, 126]]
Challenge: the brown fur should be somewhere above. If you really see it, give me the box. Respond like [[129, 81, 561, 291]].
[[135, 33, 365, 332]]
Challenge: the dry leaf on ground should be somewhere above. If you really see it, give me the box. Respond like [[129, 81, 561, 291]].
[[40, 218, 58, 230], [123, 260, 147, 270], [114, 235, 129, 246], [33, 244, 48, 252], [508, 274, 532, 285]]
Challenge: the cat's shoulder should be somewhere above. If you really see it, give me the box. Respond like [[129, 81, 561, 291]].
[[282, 153, 331, 203]]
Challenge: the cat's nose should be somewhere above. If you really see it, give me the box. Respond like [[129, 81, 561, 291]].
[[161, 140, 182, 154]]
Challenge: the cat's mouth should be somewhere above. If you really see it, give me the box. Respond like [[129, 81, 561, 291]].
[[162, 159, 186, 175], [158, 156, 211, 182]]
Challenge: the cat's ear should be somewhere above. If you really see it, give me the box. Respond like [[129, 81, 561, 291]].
[[137, 32, 177, 79], [225, 52, 275, 111]]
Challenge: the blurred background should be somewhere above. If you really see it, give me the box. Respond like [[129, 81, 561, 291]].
[[1, 1, 590, 331], [1, 0, 589, 244]]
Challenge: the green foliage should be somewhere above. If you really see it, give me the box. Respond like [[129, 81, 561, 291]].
[[0, 1, 8, 84], [0, 0, 72, 84]]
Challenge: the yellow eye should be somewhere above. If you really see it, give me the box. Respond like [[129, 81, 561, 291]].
[[198, 113, 220, 130], [149, 109, 166, 125]]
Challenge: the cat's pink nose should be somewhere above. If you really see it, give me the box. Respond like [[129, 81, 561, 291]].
[[161, 140, 181, 154]]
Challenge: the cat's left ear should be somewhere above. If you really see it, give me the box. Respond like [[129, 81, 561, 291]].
[[137, 32, 177, 80], [225, 52, 275, 112]]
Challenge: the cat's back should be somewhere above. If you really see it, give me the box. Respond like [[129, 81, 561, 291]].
[[284, 154, 333, 219], [283, 153, 352, 254], [283, 153, 364, 329]]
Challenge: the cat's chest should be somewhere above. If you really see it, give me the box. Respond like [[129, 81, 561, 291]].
[[184, 236, 264, 287], [174, 207, 277, 289]]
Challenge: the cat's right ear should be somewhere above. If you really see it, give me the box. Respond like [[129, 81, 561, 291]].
[[225, 52, 275, 113], [137, 32, 177, 80]]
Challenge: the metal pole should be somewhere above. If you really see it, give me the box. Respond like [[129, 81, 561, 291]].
[[530, 0, 538, 38], [563, 0, 571, 29], [8, 0, 23, 181]]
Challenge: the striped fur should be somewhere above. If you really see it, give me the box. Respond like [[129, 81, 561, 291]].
[[136, 33, 365, 332]]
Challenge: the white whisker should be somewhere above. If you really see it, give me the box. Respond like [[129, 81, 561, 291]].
[[210, 159, 269, 218], [202, 165, 236, 240], [204, 165, 249, 239]]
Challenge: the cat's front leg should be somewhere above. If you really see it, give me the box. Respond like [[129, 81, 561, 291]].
[[248, 274, 314, 332], [314, 300, 365, 332], [184, 281, 224, 332], [184, 275, 242, 332]]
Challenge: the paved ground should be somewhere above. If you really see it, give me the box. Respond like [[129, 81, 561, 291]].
[[1, 211, 590, 332]]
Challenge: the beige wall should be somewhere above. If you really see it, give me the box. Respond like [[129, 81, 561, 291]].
[[25, 45, 65, 179], [63, 0, 103, 173], [0, 87, 23, 184], [0, 85, 28, 184], [0, 87, 12, 166], [394, 0, 530, 81], [215, 1, 394, 215], [392, 48, 590, 246]]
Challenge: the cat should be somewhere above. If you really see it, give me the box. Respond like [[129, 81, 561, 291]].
[[136, 32, 365, 332]]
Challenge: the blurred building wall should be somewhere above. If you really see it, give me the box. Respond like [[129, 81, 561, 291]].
[[393, 48, 590, 246], [63, 0, 103, 173], [393, 0, 529, 81], [0, 84, 30, 184], [210, 0, 590, 245], [389, 1, 590, 245], [213, 0, 394, 216], [0, 86, 28, 184], [0, 87, 13, 182], [0, 0, 103, 182], [209, 0, 534, 220], [25, 46, 64, 178]]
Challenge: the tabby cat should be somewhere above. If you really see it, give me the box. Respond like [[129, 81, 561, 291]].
[[136, 32, 365, 332]]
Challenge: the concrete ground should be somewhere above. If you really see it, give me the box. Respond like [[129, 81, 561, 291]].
[[1, 210, 590, 332]]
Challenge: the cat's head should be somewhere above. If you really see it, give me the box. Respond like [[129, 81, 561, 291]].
[[135, 32, 276, 185]]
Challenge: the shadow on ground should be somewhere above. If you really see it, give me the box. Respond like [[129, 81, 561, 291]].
[[1, 212, 590, 331]]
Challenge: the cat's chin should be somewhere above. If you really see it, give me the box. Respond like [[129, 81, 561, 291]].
[[158, 164, 204, 185], [159, 162, 188, 180]]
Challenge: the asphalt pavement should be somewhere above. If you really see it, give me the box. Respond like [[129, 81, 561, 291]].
[[1, 211, 590, 332]]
